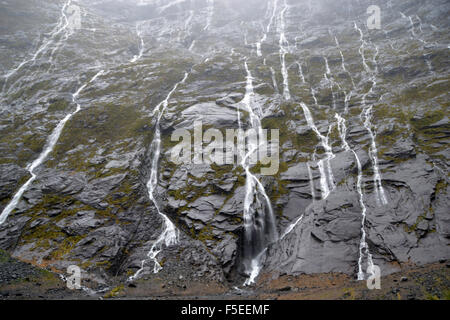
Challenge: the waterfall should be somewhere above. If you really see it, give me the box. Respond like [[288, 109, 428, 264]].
[[239, 62, 278, 286], [185, 10, 194, 32], [354, 23, 371, 73], [280, 214, 304, 240], [188, 40, 196, 52], [324, 56, 331, 75], [278, 0, 290, 100], [361, 105, 388, 206], [267, 0, 278, 35], [300, 102, 336, 199], [425, 56, 434, 75], [270, 67, 279, 93], [323, 56, 336, 109], [297, 62, 305, 83], [415, 15, 423, 33], [0, 69, 104, 226], [130, 22, 145, 63], [256, 42, 262, 57], [129, 73, 188, 281], [335, 35, 356, 88], [335, 113, 375, 280], [354, 149, 375, 280], [310, 87, 318, 105], [354, 22, 388, 206], [204, 0, 214, 31], [3, 0, 73, 92], [157, 0, 187, 14]]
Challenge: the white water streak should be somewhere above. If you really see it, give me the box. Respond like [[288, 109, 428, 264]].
[[129, 73, 188, 281], [354, 23, 388, 206], [0, 70, 104, 226], [323, 56, 336, 109], [297, 62, 305, 83], [130, 22, 145, 63], [157, 0, 186, 13], [3, 0, 73, 91], [257, 0, 279, 57], [361, 105, 388, 206], [188, 40, 196, 51], [241, 62, 278, 285], [270, 67, 279, 93], [300, 103, 336, 199], [335, 36, 355, 89], [204, 0, 214, 31], [278, 0, 290, 100], [280, 214, 304, 240], [335, 113, 374, 280], [354, 23, 371, 73], [311, 88, 318, 105], [354, 149, 374, 280]]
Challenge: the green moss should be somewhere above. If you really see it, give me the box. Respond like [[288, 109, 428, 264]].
[[50, 235, 85, 260], [211, 163, 234, 180], [443, 289, 450, 300], [45, 102, 151, 176], [261, 115, 318, 154], [435, 179, 447, 195], [392, 77, 450, 107], [104, 284, 124, 299], [21, 224, 65, 249], [196, 225, 216, 243], [8, 80, 52, 102], [0, 249, 10, 263], [22, 133, 46, 153], [47, 99, 69, 113], [96, 260, 112, 269]]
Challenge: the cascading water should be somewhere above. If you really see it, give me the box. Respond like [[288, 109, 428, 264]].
[[354, 22, 388, 206], [400, 12, 416, 38], [297, 61, 306, 83], [130, 22, 145, 63], [204, 0, 214, 31], [188, 40, 196, 52], [361, 105, 388, 206], [354, 23, 371, 73], [335, 113, 374, 280], [3, 0, 73, 92], [335, 35, 355, 113], [280, 214, 304, 240], [299, 102, 336, 199], [185, 9, 194, 32], [415, 15, 423, 33], [270, 67, 279, 93], [157, 0, 187, 14], [0, 69, 104, 226], [278, 0, 290, 100], [323, 56, 337, 109], [256, 0, 278, 58], [310, 87, 318, 106], [239, 62, 278, 286], [129, 72, 188, 281]]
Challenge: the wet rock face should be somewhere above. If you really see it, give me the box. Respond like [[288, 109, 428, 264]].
[[0, 0, 448, 288]]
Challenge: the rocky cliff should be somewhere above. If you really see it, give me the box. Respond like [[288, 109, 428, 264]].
[[0, 0, 448, 292]]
